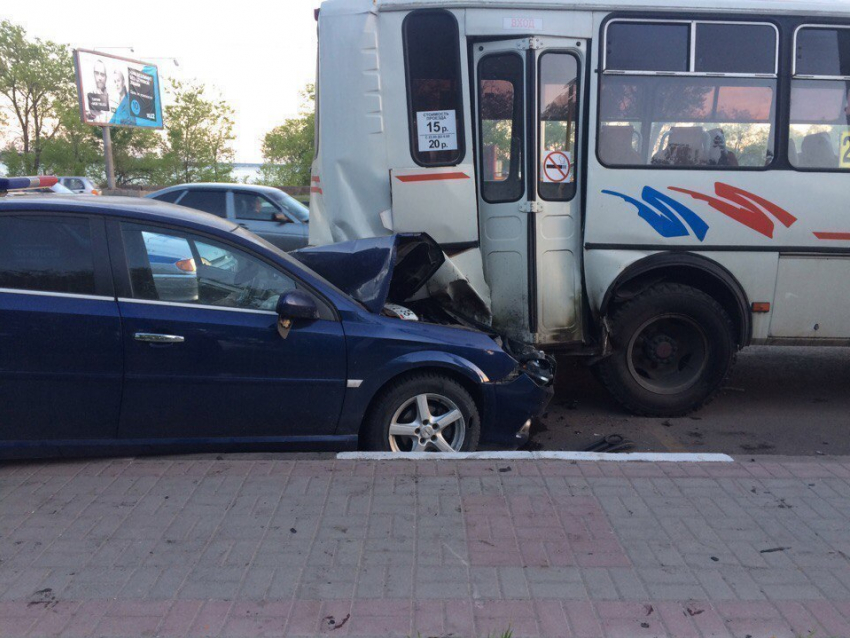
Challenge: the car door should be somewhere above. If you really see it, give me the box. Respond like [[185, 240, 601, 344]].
[[107, 220, 346, 441], [0, 213, 122, 442], [232, 190, 306, 251]]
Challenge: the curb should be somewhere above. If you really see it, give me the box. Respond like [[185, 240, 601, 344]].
[[337, 451, 734, 462]]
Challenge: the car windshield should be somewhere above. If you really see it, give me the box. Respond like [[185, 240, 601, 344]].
[[233, 226, 361, 308], [269, 190, 309, 222]]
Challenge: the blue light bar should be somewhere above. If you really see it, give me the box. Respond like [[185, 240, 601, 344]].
[[0, 176, 58, 191]]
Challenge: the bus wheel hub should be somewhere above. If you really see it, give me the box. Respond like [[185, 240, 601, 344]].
[[647, 335, 677, 363]]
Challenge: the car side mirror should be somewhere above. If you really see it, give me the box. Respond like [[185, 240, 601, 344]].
[[273, 212, 290, 225], [276, 290, 319, 321]]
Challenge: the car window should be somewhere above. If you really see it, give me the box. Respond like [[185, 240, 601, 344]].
[[121, 223, 297, 312], [233, 192, 283, 222], [176, 190, 227, 217], [64, 178, 85, 191], [273, 191, 310, 222], [152, 190, 184, 204], [0, 215, 96, 295]]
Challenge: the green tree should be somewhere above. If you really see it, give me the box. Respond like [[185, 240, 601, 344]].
[[38, 94, 101, 177], [162, 79, 235, 183], [0, 20, 74, 173], [259, 84, 315, 186], [110, 127, 169, 186]]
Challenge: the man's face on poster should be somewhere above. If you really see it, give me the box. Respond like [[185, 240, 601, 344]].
[[93, 61, 107, 93], [111, 70, 125, 97]]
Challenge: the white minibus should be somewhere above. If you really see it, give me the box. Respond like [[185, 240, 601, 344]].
[[310, 0, 850, 416]]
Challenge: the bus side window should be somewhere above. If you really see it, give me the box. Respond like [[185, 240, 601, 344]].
[[598, 20, 778, 170], [403, 10, 465, 167], [789, 27, 850, 171]]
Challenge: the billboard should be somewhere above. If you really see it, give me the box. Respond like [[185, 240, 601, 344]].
[[74, 49, 163, 129]]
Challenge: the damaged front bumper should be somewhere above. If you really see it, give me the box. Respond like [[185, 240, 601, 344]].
[[481, 343, 556, 448], [482, 368, 554, 448]]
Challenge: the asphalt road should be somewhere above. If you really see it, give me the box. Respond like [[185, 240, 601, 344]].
[[528, 346, 850, 456]]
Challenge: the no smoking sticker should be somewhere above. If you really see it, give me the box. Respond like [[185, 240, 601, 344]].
[[541, 150, 572, 183]]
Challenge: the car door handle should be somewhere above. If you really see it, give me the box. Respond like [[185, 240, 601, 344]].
[[134, 332, 185, 344]]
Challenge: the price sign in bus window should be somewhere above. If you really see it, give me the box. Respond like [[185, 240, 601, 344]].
[[417, 110, 459, 153], [841, 131, 850, 169]]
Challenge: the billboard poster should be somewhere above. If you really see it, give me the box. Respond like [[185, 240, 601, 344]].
[[74, 49, 163, 129]]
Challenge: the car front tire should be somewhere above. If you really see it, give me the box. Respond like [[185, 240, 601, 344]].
[[363, 373, 481, 453]]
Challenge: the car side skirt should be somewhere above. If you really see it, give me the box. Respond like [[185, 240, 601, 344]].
[[0, 435, 359, 460]]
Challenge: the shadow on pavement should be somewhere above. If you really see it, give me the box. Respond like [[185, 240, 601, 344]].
[[529, 346, 850, 456]]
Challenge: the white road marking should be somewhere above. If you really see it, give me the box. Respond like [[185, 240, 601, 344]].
[[337, 451, 734, 463]]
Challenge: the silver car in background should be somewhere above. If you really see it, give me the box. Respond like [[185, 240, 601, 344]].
[[146, 183, 309, 251]]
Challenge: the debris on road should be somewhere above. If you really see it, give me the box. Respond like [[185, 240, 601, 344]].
[[584, 434, 634, 453]]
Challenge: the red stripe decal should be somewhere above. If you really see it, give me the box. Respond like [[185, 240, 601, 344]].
[[310, 186, 323, 194], [814, 232, 850, 240], [395, 172, 470, 183], [311, 176, 320, 183], [669, 183, 796, 239]]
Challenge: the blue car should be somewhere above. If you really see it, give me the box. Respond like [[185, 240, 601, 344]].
[[0, 193, 553, 459]]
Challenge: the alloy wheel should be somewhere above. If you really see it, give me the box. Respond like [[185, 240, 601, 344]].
[[387, 393, 466, 452]]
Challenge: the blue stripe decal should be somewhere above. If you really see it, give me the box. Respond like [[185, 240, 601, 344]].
[[602, 186, 709, 241]]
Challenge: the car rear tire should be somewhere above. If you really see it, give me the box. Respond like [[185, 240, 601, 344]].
[[364, 373, 481, 453], [594, 283, 736, 417]]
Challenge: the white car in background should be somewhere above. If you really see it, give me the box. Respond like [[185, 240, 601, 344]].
[[5, 182, 76, 196], [58, 176, 100, 195]]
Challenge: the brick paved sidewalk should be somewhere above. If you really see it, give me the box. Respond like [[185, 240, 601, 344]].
[[1, 455, 850, 638]]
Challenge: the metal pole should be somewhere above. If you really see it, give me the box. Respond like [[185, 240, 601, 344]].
[[102, 127, 116, 190]]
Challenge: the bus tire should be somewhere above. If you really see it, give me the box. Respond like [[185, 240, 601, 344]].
[[594, 283, 736, 417]]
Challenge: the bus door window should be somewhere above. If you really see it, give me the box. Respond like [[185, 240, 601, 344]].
[[478, 53, 525, 202], [538, 53, 579, 201]]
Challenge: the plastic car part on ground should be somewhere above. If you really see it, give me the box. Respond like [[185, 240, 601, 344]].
[[584, 434, 635, 453]]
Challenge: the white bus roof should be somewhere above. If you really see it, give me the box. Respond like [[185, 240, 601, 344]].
[[321, 0, 850, 18]]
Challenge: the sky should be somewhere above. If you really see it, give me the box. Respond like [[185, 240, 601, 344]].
[[3, 0, 320, 163]]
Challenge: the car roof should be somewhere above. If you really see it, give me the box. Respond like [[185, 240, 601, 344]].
[[0, 195, 239, 233], [150, 183, 287, 196]]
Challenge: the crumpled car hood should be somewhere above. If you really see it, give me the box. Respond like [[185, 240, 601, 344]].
[[292, 233, 444, 314]]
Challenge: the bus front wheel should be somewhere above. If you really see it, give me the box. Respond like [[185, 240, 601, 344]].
[[594, 283, 736, 417]]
